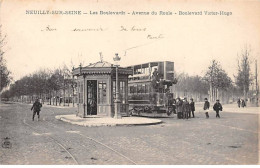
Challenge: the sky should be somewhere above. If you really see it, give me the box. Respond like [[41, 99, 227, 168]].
[[1, 0, 260, 81]]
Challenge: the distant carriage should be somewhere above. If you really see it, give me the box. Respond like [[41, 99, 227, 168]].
[[126, 61, 177, 117]]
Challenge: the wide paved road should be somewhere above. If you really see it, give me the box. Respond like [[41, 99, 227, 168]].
[[0, 102, 258, 165]]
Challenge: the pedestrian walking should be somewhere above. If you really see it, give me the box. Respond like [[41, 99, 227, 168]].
[[31, 98, 42, 121], [203, 98, 210, 119], [176, 97, 183, 119], [213, 99, 223, 118], [241, 99, 246, 108], [182, 97, 190, 119], [237, 98, 241, 108], [172, 98, 176, 114], [190, 98, 195, 118]]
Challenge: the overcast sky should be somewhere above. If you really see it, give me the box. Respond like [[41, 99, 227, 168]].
[[1, 0, 260, 81]]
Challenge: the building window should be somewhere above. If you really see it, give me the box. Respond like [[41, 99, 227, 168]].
[[113, 81, 116, 101], [78, 81, 83, 104], [98, 81, 107, 104]]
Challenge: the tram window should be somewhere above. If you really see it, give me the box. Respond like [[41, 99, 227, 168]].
[[120, 81, 126, 103], [130, 86, 134, 94], [141, 84, 145, 93], [145, 84, 150, 93], [137, 84, 142, 93], [134, 65, 141, 74], [98, 81, 107, 104], [144, 67, 149, 74], [113, 81, 126, 103], [133, 85, 137, 94], [141, 68, 145, 74], [128, 86, 131, 94]]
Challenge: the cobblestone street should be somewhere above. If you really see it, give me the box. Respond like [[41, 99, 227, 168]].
[[0, 102, 259, 165]]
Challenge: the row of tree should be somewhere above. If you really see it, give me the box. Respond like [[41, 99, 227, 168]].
[[1, 65, 76, 105], [175, 73, 209, 94], [175, 59, 234, 102], [174, 46, 255, 103]]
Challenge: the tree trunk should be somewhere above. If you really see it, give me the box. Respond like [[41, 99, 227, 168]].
[[243, 85, 247, 100], [49, 91, 51, 105], [210, 83, 212, 102], [55, 90, 57, 106]]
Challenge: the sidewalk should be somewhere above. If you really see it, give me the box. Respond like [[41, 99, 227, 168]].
[[195, 103, 259, 114], [221, 104, 260, 114], [43, 104, 76, 109], [14, 101, 76, 109], [55, 115, 162, 127]]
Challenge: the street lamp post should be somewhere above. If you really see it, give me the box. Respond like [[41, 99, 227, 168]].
[[255, 60, 259, 107], [71, 83, 74, 107], [63, 73, 66, 106], [113, 53, 122, 119]]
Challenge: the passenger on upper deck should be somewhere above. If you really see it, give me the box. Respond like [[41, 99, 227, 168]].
[[152, 68, 159, 80]]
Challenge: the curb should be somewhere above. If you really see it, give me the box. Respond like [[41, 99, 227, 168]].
[[55, 115, 162, 127]]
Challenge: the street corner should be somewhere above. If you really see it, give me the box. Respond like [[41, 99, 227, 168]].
[[55, 114, 162, 127]]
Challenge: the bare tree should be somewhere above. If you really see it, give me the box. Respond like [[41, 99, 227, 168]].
[[0, 25, 11, 93], [235, 46, 254, 99], [204, 60, 232, 102]]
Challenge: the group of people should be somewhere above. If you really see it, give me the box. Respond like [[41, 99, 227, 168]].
[[204, 98, 223, 118], [174, 97, 195, 119], [237, 98, 246, 108], [173, 97, 223, 119]]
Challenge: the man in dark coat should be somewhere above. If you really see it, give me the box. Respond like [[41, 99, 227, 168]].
[[213, 99, 223, 118], [241, 99, 246, 108], [237, 98, 241, 108], [31, 98, 42, 121], [176, 97, 183, 119], [203, 98, 210, 119], [172, 98, 176, 114], [190, 98, 195, 118], [182, 97, 190, 119]]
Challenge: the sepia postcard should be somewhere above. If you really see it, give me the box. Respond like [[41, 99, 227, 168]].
[[0, 0, 259, 166]]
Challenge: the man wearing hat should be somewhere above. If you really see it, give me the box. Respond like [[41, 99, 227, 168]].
[[213, 99, 223, 118], [182, 97, 190, 120], [176, 97, 183, 119], [203, 98, 210, 118], [31, 98, 42, 121], [189, 98, 195, 118]]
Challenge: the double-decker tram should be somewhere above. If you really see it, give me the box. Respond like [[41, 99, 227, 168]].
[[126, 61, 177, 117]]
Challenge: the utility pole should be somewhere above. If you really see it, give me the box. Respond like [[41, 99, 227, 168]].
[[256, 60, 259, 106], [113, 53, 122, 119]]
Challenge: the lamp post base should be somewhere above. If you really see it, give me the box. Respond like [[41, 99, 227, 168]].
[[114, 100, 122, 119], [83, 103, 86, 118]]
